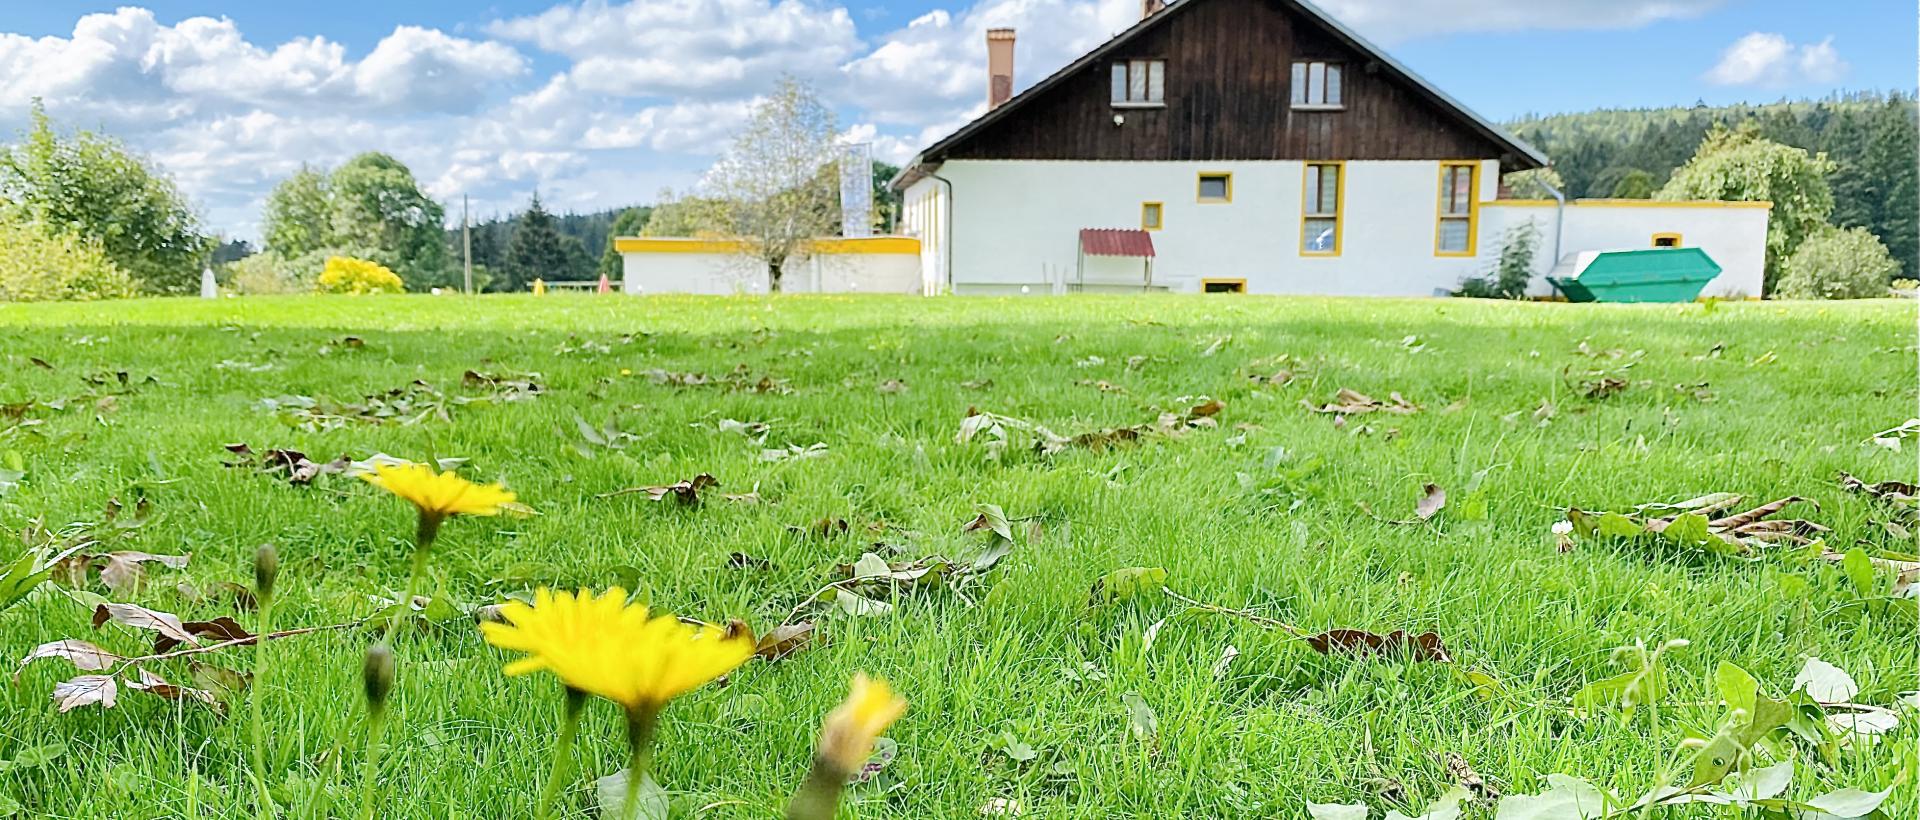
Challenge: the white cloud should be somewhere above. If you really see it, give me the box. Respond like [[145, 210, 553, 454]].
[[0, 8, 525, 123], [841, 0, 1135, 129], [1312, 0, 1725, 44], [490, 0, 860, 97], [0, 0, 1827, 242], [1704, 32, 1848, 87]]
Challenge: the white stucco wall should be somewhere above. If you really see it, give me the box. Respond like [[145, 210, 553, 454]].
[[1481, 201, 1770, 298], [909, 159, 1501, 296], [619, 240, 922, 295]]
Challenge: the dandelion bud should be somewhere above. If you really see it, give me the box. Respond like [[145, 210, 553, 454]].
[[817, 673, 907, 775], [363, 642, 396, 715], [253, 545, 280, 601]]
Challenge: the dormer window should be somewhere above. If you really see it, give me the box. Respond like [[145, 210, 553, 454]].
[[1111, 59, 1165, 106], [1290, 61, 1343, 109]]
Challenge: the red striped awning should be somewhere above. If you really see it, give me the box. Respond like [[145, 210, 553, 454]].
[[1079, 228, 1155, 258]]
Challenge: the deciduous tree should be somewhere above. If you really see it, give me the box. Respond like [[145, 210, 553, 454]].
[[704, 76, 840, 292], [1657, 124, 1835, 293], [0, 102, 211, 294]]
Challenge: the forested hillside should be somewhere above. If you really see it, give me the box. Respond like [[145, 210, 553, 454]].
[[1507, 92, 1918, 276], [450, 205, 649, 285]]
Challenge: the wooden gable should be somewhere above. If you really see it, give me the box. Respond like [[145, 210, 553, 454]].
[[921, 0, 1542, 168]]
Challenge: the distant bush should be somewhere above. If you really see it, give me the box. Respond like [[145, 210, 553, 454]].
[[316, 256, 404, 295], [0, 214, 137, 302], [1775, 227, 1899, 300], [226, 252, 306, 294], [1457, 221, 1540, 299]]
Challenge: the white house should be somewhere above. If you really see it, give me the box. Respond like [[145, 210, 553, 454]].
[[891, 0, 1770, 298]]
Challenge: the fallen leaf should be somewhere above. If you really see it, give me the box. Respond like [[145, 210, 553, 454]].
[[1791, 657, 1858, 705], [154, 616, 253, 653], [92, 602, 199, 648], [1303, 388, 1418, 416], [1305, 629, 1451, 662], [126, 668, 224, 712], [727, 552, 773, 570], [1493, 774, 1610, 820], [754, 622, 815, 661], [1414, 484, 1447, 522], [16, 639, 121, 680], [95, 551, 191, 596], [52, 674, 118, 712]]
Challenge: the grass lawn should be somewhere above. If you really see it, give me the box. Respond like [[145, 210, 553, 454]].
[[0, 294, 1914, 819]]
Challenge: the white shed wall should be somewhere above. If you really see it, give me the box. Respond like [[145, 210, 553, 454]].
[[1481, 202, 1770, 298], [620, 248, 923, 295]]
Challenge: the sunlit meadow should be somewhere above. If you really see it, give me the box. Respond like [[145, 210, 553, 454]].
[[0, 294, 1914, 819]]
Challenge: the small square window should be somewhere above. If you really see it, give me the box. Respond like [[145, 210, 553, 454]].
[[1197, 173, 1231, 202], [1202, 279, 1245, 293], [1141, 201, 1164, 230], [1652, 233, 1682, 248]]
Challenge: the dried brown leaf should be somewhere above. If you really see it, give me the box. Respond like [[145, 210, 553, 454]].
[[126, 668, 224, 712], [1304, 629, 1451, 662], [754, 622, 816, 661], [16, 639, 121, 680], [92, 602, 200, 648], [1709, 496, 1809, 530], [52, 674, 117, 712], [1415, 484, 1447, 522], [154, 616, 254, 653]]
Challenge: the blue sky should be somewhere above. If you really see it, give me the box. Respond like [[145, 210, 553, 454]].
[[3, 0, 1911, 238]]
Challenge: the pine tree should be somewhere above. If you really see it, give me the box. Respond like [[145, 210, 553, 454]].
[[504, 193, 570, 292]]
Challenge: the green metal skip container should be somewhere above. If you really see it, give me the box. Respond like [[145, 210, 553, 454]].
[[1547, 247, 1721, 303]]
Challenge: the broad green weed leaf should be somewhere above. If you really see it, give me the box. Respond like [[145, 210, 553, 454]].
[[1090, 567, 1168, 605]]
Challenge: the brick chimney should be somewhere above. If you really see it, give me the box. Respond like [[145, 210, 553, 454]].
[[1141, 0, 1165, 18], [986, 28, 1015, 110]]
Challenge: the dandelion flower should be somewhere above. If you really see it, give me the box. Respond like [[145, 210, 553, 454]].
[[361, 461, 515, 524], [786, 673, 908, 820], [480, 587, 753, 712], [817, 673, 907, 774]]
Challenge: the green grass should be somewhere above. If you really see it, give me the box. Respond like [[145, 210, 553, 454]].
[[0, 294, 1913, 819]]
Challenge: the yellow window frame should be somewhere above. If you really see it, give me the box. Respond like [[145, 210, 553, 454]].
[[1141, 201, 1164, 230], [1434, 161, 1479, 257], [1300, 161, 1344, 256], [1201, 278, 1246, 293], [1196, 172, 1232, 203], [1652, 232, 1683, 247]]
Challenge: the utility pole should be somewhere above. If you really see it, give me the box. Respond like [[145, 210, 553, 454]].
[[462, 194, 474, 294]]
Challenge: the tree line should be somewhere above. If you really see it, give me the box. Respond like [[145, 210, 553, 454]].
[[1506, 91, 1918, 278]]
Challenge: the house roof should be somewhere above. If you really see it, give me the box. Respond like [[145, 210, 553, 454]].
[[1079, 228, 1156, 257], [890, 0, 1548, 190]]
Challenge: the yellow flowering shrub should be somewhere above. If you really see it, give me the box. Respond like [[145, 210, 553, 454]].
[[315, 256, 404, 295]]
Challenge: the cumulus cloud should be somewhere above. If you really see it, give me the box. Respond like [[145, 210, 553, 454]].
[[842, 0, 1136, 128], [490, 0, 860, 97], [1704, 32, 1847, 87], [0, 8, 524, 123]]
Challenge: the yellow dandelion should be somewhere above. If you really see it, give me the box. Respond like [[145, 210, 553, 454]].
[[361, 461, 515, 523], [817, 673, 908, 773], [480, 587, 754, 712]]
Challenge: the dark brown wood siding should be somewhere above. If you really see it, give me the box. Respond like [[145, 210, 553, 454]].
[[940, 0, 1516, 164]]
